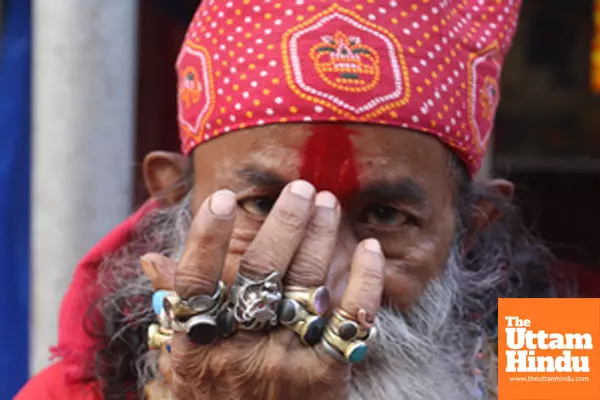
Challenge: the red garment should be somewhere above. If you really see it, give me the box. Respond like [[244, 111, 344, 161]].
[[15, 362, 102, 400], [15, 201, 157, 399], [14, 196, 600, 398]]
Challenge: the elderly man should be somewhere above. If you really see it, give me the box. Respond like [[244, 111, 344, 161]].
[[18, 0, 557, 399]]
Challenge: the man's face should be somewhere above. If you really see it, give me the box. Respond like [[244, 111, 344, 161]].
[[190, 123, 457, 310]]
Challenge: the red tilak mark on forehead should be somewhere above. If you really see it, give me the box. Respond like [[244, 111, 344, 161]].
[[299, 125, 360, 206]]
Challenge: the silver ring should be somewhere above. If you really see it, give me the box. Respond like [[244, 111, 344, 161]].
[[186, 281, 225, 313], [320, 338, 347, 364], [157, 308, 171, 330], [230, 271, 282, 331], [163, 281, 225, 321]]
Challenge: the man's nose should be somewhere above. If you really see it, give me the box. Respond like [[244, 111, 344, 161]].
[[325, 222, 358, 310]]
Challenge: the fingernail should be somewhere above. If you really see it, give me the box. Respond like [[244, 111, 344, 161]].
[[140, 256, 155, 272], [290, 180, 315, 199], [363, 238, 381, 254], [209, 190, 237, 217], [315, 191, 337, 209], [140, 256, 151, 268]]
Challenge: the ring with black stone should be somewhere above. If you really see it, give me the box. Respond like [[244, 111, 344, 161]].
[[279, 298, 326, 346], [322, 325, 369, 365], [329, 308, 370, 341], [288, 315, 327, 346], [216, 305, 237, 338], [185, 314, 219, 345], [279, 298, 310, 325]]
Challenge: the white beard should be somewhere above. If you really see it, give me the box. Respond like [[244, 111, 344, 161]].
[[105, 194, 496, 398], [349, 250, 493, 400]]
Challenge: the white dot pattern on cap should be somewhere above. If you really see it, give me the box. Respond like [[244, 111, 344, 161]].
[[177, 0, 522, 177]]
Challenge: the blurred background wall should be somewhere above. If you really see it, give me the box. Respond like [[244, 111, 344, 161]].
[[31, 0, 139, 377], [1, 0, 599, 397]]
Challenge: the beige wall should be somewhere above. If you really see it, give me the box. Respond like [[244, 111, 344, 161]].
[[31, 0, 139, 375]]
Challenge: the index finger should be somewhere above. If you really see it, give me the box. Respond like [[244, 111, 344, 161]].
[[174, 190, 237, 299]]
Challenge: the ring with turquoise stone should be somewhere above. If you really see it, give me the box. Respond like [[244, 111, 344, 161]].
[[152, 290, 169, 316], [343, 341, 369, 364], [322, 325, 369, 365]]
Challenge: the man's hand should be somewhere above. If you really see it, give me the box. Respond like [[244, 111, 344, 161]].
[[143, 180, 384, 399]]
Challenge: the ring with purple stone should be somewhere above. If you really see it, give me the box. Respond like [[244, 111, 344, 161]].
[[283, 285, 330, 316]]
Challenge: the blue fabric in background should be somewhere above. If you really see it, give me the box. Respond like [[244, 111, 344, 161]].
[[0, 0, 31, 397]]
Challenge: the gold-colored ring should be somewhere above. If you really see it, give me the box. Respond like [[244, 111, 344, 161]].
[[330, 309, 370, 341], [288, 314, 326, 346], [335, 307, 357, 321], [283, 285, 330, 315], [322, 325, 369, 364], [323, 325, 349, 353], [148, 324, 172, 350]]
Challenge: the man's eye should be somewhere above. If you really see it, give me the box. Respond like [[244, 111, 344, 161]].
[[361, 204, 408, 227], [239, 196, 276, 216]]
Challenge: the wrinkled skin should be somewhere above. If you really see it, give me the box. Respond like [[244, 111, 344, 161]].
[[142, 123, 510, 399]]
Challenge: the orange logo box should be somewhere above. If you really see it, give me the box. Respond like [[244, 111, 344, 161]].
[[498, 298, 600, 400]]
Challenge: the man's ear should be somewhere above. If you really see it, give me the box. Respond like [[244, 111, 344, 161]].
[[143, 151, 190, 205], [463, 179, 514, 252]]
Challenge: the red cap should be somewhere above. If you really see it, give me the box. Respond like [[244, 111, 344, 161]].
[[177, 0, 522, 176]]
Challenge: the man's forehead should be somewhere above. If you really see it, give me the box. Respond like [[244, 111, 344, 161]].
[[200, 123, 451, 195]]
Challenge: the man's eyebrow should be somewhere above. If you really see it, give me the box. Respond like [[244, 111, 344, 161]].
[[235, 166, 288, 187], [360, 178, 428, 206]]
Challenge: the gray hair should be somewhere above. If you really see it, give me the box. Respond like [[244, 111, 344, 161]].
[[85, 169, 558, 399]]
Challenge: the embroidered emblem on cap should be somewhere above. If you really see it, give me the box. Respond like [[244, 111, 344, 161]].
[[282, 4, 410, 119], [180, 67, 203, 108], [177, 42, 216, 148], [480, 76, 499, 121], [467, 42, 501, 151], [310, 32, 380, 93]]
